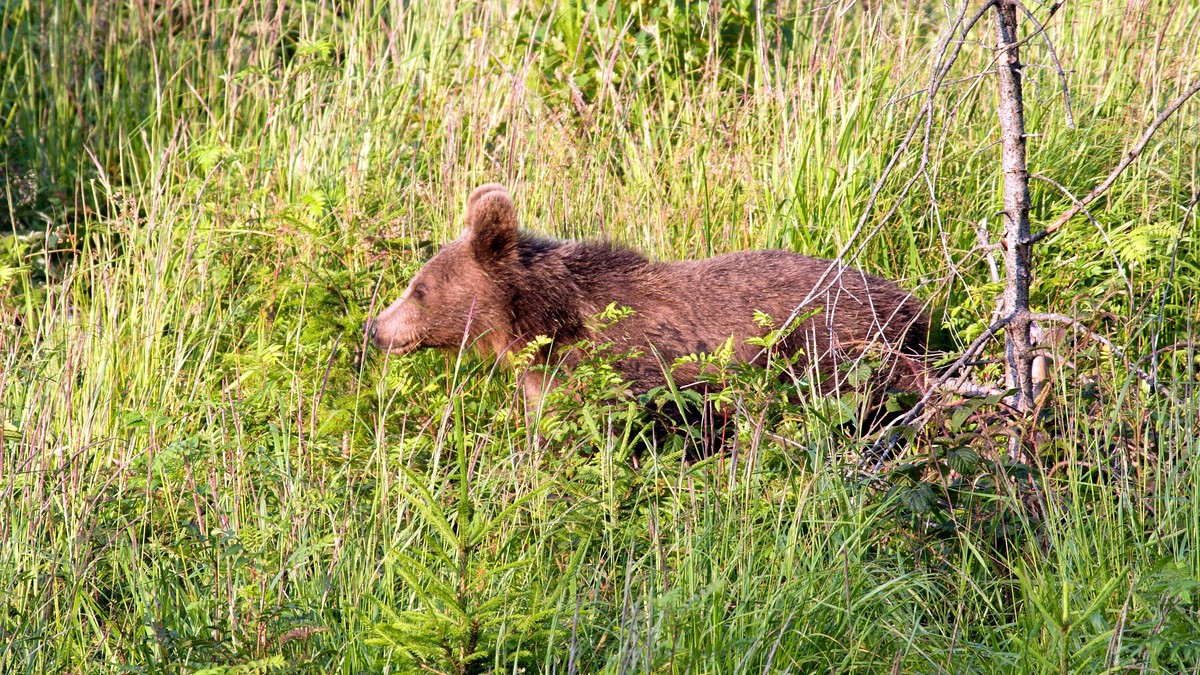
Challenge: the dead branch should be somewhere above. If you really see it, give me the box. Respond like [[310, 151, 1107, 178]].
[[1029, 312, 1181, 404], [975, 219, 1002, 284], [908, 313, 1015, 424], [1138, 341, 1196, 366], [850, 0, 995, 237], [887, 71, 993, 105], [995, 0, 1036, 410], [987, 0, 1062, 56], [1029, 172, 1133, 298], [865, 313, 1015, 462], [942, 377, 1006, 398], [1029, 173, 1100, 229], [762, 2, 993, 362], [1029, 78, 1200, 244], [974, 218, 1008, 326], [837, 0, 999, 279], [1012, 0, 1074, 128]]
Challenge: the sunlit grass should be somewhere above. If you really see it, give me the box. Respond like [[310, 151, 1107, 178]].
[[2, 0, 1199, 672]]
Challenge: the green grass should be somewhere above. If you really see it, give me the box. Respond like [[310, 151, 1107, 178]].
[[2, 0, 1200, 672]]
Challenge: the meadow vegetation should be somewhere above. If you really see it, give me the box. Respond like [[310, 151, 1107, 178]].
[[2, 0, 1199, 672]]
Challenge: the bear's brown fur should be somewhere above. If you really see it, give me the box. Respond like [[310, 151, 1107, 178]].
[[370, 184, 930, 411]]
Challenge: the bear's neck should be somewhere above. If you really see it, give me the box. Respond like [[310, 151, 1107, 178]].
[[506, 237, 650, 349]]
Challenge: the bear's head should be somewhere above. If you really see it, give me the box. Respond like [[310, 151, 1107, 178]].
[[369, 184, 519, 357]]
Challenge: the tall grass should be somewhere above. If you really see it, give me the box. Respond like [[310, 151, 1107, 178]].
[[2, 0, 1199, 672]]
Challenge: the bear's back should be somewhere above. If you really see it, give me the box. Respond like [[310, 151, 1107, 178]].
[[576, 249, 927, 393]]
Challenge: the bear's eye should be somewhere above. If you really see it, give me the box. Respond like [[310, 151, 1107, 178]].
[[409, 283, 426, 301]]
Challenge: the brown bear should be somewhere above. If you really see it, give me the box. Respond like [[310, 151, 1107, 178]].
[[369, 184, 929, 433]]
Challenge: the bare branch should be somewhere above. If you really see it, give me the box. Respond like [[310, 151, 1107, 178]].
[[907, 313, 1015, 425], [1029, 78, 1200, 244], [975, 219, 1002, 284], [865, 313, 1015, 463], [942, 378, 1006, 397], [995, 0, 1036, 410], [1029, 173, 1100, 229], [974, 219, 1007, 324], [1138, 341, 1196, 366], [888, 71, 992, 106], [1013, 0, 1074, 128], [762, 0, 998, 362], [1029, 312, 1181, 404], [849, 0, 995, 248], [1029, 172, 1132, 298]]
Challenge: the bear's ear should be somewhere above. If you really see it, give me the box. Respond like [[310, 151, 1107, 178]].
[[465, 185, 518, 267], [466, 183, 507, 215]]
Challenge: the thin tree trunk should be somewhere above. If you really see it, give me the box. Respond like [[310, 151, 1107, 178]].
[[994, 0, 1035, 412]]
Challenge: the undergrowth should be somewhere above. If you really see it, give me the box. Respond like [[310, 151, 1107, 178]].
[[2, 0, 1199, 672]]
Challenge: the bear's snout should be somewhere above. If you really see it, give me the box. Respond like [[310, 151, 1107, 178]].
[[367, 298, 426, 355]]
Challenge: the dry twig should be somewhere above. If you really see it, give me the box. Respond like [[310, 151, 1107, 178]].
[[1012, 0, 1074, 128], [767, 0, 997, 358], [1029, 172, 1132, 298], [1029, 312, 1181, 404], [1029, 79, 1200, 244], [903, 313, 1016, 424], [865, 313, 1016, 462]]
